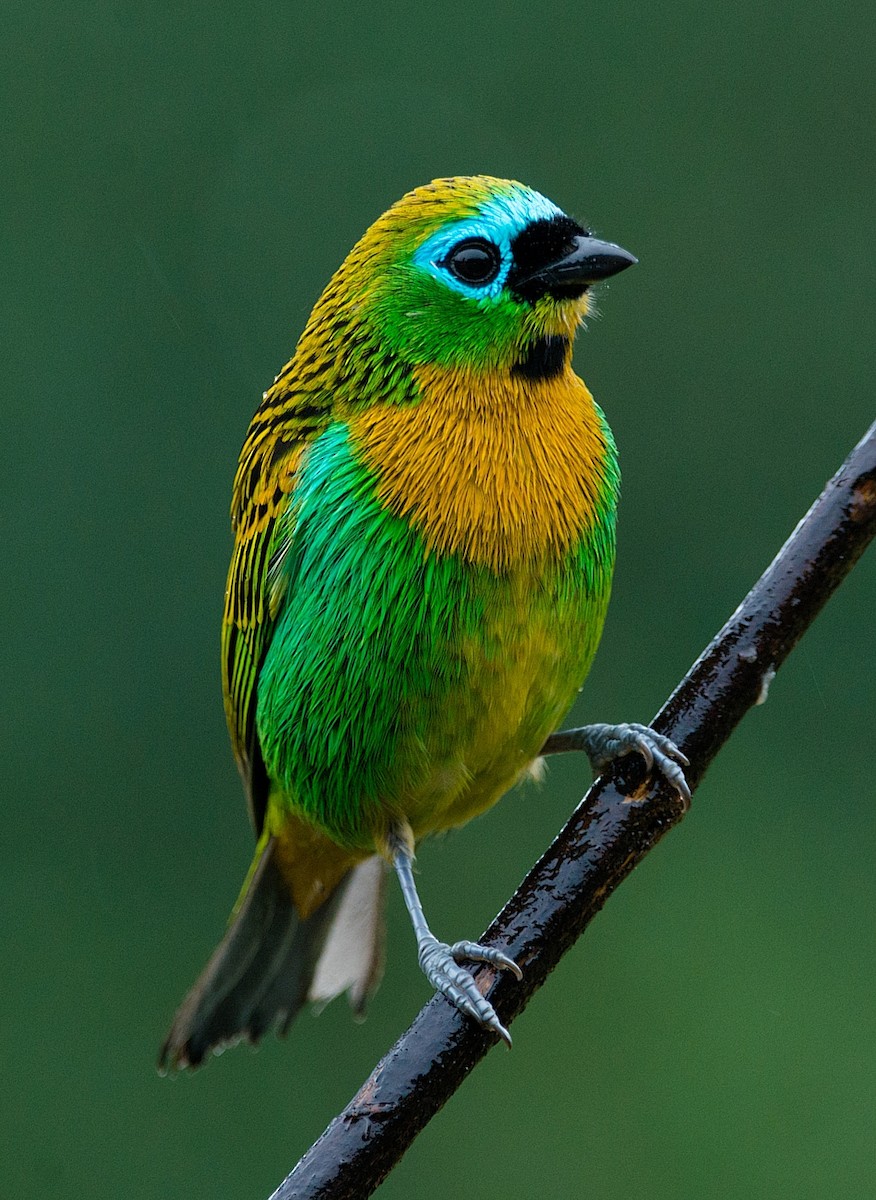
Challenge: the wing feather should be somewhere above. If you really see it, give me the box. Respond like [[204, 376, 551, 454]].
[[221, 359, 331, 833]]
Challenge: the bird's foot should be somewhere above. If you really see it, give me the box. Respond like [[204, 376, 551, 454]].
[[543, 722, 691, 806], [418, 935, 522, 1046]]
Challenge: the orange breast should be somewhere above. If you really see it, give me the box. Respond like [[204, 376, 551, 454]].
[[346, 363, 610, 572]]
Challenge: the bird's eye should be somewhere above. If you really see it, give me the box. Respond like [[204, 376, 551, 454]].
[[444, 238, 501, 286]]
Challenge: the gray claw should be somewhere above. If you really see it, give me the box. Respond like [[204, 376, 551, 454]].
[[656, 754, 692, 804], [618, 724, 691, 803], [449, 940, 524, 981], [418, 936, 518, 1044], [556, 722, 692, 803], [491, 1017, 513, 1048], [631, 733, 654, 770]]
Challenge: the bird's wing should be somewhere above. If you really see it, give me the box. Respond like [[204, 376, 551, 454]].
[[222, 359, 332, 834]]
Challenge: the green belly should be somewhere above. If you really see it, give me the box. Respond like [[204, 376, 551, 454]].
[[256, 423, 615, 850], [399, 568, 611, 839]]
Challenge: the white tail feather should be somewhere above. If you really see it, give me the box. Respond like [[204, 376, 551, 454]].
[[309, 856, 386, 1013]]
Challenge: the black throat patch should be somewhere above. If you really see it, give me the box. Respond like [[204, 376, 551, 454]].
[[512, 335, 569, 381]]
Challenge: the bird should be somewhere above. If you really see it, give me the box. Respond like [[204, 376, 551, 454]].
[[159, 175, 689, 1069]]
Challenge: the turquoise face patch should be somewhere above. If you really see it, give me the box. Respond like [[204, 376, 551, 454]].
[[411, 185, 564, 301]]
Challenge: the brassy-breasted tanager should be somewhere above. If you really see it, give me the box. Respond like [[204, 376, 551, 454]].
[[160, 176, 688, 1068]]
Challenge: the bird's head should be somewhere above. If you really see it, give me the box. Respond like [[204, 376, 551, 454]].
[[316, 175, 636, 378]]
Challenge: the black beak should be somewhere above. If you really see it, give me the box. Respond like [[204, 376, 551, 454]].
[[510, 233, 637, 302]]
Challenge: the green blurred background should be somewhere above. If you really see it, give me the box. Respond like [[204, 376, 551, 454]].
[[3, 1, 874, 1196]]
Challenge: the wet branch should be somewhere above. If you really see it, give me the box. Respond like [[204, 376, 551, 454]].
[[270, 421, 876, 1200]]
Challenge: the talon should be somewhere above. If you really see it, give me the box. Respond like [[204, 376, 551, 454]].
[[548, 721, 691, 804], [416, 935, 515, 1042], [632, 735, 654, 770], [449, 940, 523, 982], [491, 1018, 513, 1048], [392, 839, 517, 1047], [497, 953, 524, 982], [661, 758, 692, 805]]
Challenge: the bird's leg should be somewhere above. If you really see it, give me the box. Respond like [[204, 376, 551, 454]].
[[542, 722, 691, 806], [389, 826, 522, 1046]]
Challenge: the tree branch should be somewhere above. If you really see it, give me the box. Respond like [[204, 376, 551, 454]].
[[270, 421, 876, 1200]]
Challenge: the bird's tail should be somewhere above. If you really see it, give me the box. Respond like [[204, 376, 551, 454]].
[[158, 836, 385, 1071]]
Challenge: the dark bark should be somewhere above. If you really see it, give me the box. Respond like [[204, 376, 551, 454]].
[[270, 421, 876, 1200]]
